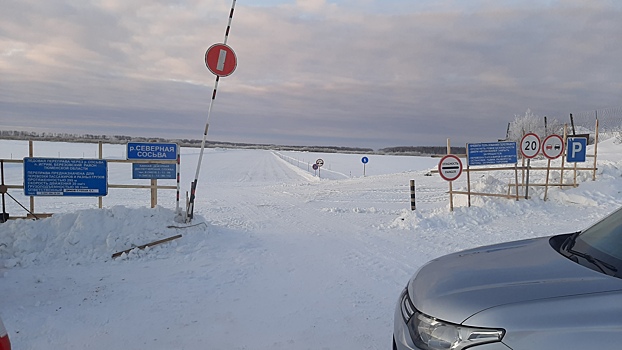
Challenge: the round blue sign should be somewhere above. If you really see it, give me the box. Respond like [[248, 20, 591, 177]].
[[361, 157, 369, 164]]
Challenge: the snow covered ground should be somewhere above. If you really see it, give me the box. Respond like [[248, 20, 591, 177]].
[[1, 137, 621, 349]]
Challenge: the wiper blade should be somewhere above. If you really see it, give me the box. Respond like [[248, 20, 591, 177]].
[[561, 231, 581, 251], [566, 248, 618, 276]]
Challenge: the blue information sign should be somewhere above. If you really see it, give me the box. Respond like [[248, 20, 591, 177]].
[[127, 143, 178, 160], [24, 158, 108, 196], [361, 157, 369, 164], [566, 137, 587, 163], [467, 142, 518, 166], [132, 163, 177, 179]]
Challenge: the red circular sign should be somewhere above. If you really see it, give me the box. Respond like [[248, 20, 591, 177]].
[[438, 155, 463, 181], [205, 43, 237, 77], [542, 134, 564, 159], [520, 133, 541, 159]]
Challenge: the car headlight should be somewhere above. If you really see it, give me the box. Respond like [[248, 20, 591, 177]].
[[400, 290, 504, 350]]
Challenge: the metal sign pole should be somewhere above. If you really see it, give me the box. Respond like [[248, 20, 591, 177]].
[[525, 158, 531, 199], [187, 0, 237, 222]]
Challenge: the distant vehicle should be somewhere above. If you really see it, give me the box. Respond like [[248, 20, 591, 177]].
[[0, 316, 10, 350], [393, 206, 622, 350]]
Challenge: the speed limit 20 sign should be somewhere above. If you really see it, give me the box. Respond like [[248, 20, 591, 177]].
[[520, 133, 541, 159]]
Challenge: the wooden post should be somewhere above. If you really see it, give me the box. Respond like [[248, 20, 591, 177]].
[[447, 139, 454, 212], [29, 140, 34, 214], [544, 159, 552, 201], [544, 116, 548, 135], [1, 160, 7, 222], [559, 125, 567, 188], [465, 142, 471, 207], [151, 179, 157, 208], [593, 119, 599, 181], [521, 157, 526, 197], [466, 164, 471, 207], [99, 141, 103, 209], [449, 181, 454, 212], [514, 163, 519, 200], [176, 146, 181, 214]]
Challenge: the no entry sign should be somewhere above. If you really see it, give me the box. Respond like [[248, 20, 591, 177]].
[[438, 155, 463, 181], [205, 43, 237, 77]]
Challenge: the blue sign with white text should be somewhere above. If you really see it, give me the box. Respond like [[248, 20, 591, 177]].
[[566, 137, 587, 163], [127, 143, 178, 160], [24, 158, 108, 196], [132, 163, 177, 179], [467, 142, 518, 166]]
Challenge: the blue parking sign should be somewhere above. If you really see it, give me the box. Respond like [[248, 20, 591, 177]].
[[566, 137, 587, 162]]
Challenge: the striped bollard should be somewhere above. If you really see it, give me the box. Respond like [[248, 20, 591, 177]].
[[410, 180, 416, 211]]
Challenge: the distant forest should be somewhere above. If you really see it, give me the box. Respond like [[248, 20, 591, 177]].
[[0, 130, 465, 156]]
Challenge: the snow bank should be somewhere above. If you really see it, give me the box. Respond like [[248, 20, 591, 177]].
[[0, 206, 208, 267]]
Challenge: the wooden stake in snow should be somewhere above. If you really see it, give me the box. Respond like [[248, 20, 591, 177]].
[[111, 234, 182, 259]]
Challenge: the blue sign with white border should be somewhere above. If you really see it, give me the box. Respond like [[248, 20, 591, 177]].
[[132, 163, 177, 179], [566, 137, 587, 162], [467, 142, 518, 166], [24, 158, 107, 196], [361, 157, 369, 164], [127, 142, 178, 160]]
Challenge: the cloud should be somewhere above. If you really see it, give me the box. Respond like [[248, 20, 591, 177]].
[[1, 0, 621, 148], [295, 0, 331, 13]]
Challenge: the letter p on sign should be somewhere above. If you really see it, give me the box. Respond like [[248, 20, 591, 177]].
[[566, 137, 587, 163]]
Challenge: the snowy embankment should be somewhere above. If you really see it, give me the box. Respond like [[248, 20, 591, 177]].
[[0, 138, 621, 349]]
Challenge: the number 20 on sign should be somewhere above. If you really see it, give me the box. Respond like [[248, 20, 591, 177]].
[[520, 133, 541, 159]]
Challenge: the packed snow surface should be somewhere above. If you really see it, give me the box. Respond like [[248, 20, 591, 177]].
[[1, 138, 622, 349]]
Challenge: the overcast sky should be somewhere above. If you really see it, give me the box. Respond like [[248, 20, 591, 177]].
[[1, 0, 621, 149]]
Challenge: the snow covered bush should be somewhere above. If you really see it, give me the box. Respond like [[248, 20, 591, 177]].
[[506, 109, 564, 143]]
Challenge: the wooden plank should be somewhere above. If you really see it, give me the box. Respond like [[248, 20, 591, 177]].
[[465, 166, 596, 172], [106, 159, 177, 164], [108, 184, 177, 189], [450, 191, 517, 199], [111, 234, 182, 259], [509, 183, 576, 187], [7, 213, 54, 220], [431, 153, 467, 158]]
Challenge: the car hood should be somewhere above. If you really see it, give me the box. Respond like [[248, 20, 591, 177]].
[[409, 236, 622, 324]]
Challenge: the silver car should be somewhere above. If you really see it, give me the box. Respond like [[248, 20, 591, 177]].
[[393, 206, 622, 350]]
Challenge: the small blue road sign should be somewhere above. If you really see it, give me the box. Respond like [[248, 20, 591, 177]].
[[361, 157, 369, 164], [566, 137, 587, 162], [132, 163, 177, 179], [24, 158, 108, 196], [127, 143, 178, 160]]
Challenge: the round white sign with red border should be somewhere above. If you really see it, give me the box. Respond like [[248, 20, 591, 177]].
[[542, 134, 564, 159], [205, 43, 237, 77], [520, 133, 541, 159], [438, 155, 463, 181]]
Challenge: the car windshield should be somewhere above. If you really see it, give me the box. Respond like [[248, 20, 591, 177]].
[[577, 206, 622, 261]]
